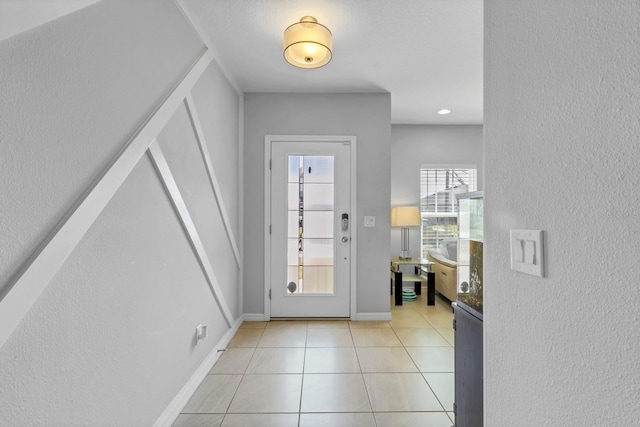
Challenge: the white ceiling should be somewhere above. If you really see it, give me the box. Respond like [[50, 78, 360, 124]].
[[1, 0, 483, 125], [181, 0, 483, 125]]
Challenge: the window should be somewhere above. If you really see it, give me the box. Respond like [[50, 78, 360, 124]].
[[420, 166, 477, 258]]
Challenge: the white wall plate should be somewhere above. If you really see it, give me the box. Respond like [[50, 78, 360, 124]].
[[510, 229, 544, 277]]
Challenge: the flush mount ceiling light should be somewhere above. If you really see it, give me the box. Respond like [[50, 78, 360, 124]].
[[437, 109, 452, 115], [283, 16, 332, 69]]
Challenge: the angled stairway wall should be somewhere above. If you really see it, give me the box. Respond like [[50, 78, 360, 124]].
[[0, 0, 242, 424]]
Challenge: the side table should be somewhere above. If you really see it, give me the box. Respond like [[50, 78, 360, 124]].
[[390, 257, 435, 306]]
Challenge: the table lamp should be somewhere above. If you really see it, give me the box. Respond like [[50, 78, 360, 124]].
[[391, 206, 421, 259]]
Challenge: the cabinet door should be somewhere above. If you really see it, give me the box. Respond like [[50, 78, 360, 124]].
[[454, 304, 483, 426]]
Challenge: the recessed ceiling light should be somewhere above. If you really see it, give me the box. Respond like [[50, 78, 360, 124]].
[[437, 109, 452, 115]]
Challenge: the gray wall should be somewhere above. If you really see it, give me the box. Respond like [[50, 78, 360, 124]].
[[391, 125, 483, 258], [244, 93, 391, 316], [485, 1, 640, 425], [0, 0, 242, 424]]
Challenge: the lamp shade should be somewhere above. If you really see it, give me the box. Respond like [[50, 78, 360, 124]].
[[283, 16, 332, 69], [391, 206, 421, 227]]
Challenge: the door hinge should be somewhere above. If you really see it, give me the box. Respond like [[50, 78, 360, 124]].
[[269, 224, 272, 234], [453, 402, 457, 415], [269, 289, 271, 300], [269, 159, 272, 170], [453, 319, 456, 330]]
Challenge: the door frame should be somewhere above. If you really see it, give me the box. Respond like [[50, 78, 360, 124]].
[[264, 135, 357, 320]]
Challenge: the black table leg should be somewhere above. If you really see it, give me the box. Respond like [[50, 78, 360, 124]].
[[414, 266, 422, 295], [394, 270, 403, 306], [427, 271, 436, 305]]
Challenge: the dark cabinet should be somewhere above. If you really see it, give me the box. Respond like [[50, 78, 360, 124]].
[[453, 302, 483, 426], [454, 191, 483, 426]]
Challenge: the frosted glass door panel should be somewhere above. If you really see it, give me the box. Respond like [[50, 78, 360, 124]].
[[304, 157, 334, 183], [288, 156, 333, 182], [286, 155, 335, 296], [287, 238, 333, 266], [300, 212, 333, 238], [287, 210, 333, 237], [287, 212, 333, 238], [288, 183, 334, 210], [287, 266, 334, 294]]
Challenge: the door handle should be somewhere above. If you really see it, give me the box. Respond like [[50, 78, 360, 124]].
[[342, 236, 349, 242], [341, 213, 349, 231]]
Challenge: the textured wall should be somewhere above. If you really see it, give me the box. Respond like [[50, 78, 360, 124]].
[[243, 93, 392, 316], [485, 1, 640, 425], [157, 68, 241, 320], [0, 0, 203, 293], [0, 0, 101, 41], [391, 125, 483, 258], [0, 156, 228, 425], [0, 0, 242, 424]]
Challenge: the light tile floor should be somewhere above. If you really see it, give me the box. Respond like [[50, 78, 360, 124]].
[[173, 291, 454, 427]]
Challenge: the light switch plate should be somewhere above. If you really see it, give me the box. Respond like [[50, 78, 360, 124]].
[[364, 216, 375, 227], [510, 229, 544, 277], [196, 324, 208, 344]]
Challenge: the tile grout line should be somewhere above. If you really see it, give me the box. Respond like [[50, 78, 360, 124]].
[[391, 301, 453, 417], [221, 326, 264, 421], [176, 311, 454, 426], [296, 324, 309, 425], [351, 324, 380, 426]]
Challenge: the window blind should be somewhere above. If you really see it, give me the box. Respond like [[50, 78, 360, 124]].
[[420, 167, 477, 256]]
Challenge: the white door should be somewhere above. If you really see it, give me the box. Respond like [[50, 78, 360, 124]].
[[269, 139, 352, 317]]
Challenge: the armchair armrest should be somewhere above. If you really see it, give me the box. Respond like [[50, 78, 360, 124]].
[[427, 250, 457, 268]]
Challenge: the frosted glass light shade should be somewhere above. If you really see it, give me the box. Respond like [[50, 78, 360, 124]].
[[283, 16, 332, 69], [391, 206, 421, 227]]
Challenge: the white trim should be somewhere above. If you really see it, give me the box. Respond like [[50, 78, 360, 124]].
[[263, 135, 357, 320], [355, 312, 393, 321], [237, 95, 245, 317], [147, 141, 234, 327], [422, 212, 458, 218], [421, 163, 478, 170], [0, 138, 143, 348], [0, 49, 214, 350], [243, 313, 268, 322], [263, 139, 272, 320], [153, 314, 244, 427], [349, 138, 358, 321], [184, 94, 241, 268], [173, 0, 242, 94]]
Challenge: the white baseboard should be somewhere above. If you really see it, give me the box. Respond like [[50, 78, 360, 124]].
[[243, 313, 268, 322], [154, 314, 245, 427], [244, 313, 391, 322], [355, 312, 392, 321]]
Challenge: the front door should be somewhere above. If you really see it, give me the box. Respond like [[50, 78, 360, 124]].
[[268, 138, 352, 317]]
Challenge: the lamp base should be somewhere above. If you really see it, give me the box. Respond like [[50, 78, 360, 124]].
[[400, 227, 411, 259]]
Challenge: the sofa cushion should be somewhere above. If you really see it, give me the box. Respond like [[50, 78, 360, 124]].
[[426, 250, 458, 301], [439, 240, 457, 262]]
